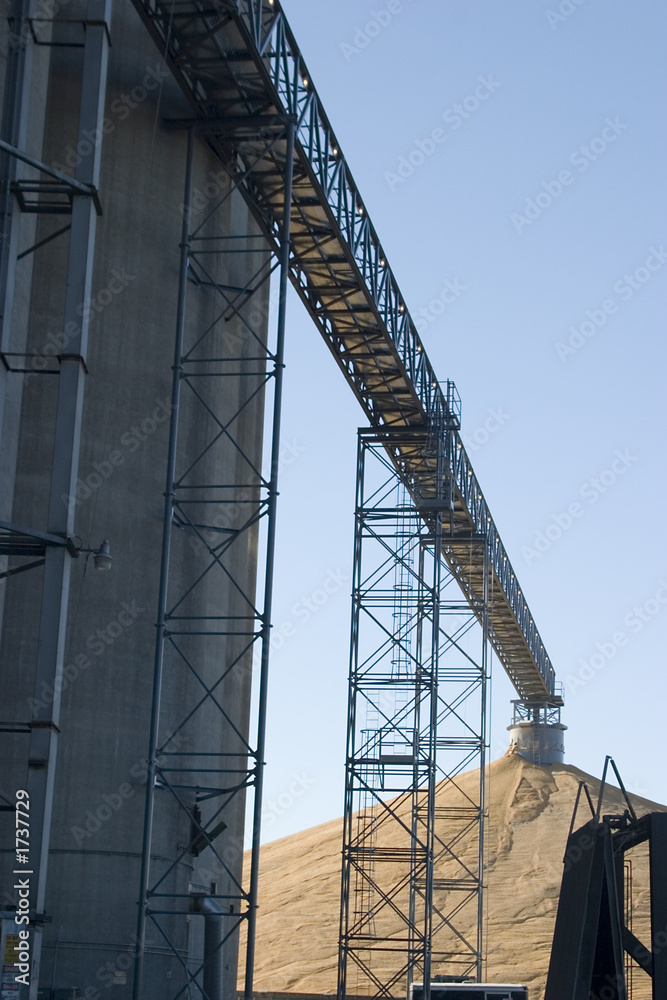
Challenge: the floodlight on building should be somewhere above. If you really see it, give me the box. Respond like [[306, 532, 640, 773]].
[[93, 539, 112, 571]]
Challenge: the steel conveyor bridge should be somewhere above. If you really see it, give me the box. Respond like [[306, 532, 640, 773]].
[[130, 0, 560, 707], [0, 0, 567, 995]]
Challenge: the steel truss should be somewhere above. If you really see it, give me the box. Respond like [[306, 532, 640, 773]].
[[0, 3, 111, 996], [128, 0, 561, 709], [339, 427, 489, 999], [133, 119, 295, 1000]]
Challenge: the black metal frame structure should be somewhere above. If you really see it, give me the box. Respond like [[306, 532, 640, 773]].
[[545, 758, 667, 1000], [338, 427, 489, 999]]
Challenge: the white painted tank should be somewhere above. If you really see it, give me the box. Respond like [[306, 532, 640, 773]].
[[507, 701, 566, 765], [507, 721, 567, 765]]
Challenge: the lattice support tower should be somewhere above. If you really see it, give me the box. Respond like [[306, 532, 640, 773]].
[[131, 116, 296, 1000], [338, 426, 490, 999]]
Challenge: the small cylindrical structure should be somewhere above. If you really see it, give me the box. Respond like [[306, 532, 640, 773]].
[[507, 701, 566, 765], [190, 895, 224, 1000]]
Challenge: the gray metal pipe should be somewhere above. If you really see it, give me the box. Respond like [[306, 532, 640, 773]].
[[190, 895, 224, 1000]]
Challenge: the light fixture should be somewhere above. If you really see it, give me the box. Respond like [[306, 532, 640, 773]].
[[74, 536, 113, 571], [93, 539, 112, 571]]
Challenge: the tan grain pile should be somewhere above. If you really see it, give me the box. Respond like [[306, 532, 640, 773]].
[[241, 753, 664, 998]]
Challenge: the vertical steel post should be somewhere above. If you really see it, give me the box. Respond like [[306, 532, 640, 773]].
[[650, 813, 667, 999], [243, 118, 295, 1000], [0, 0, 34, 445], [407, 536, 427, 1000], [337, 430, 364, 1000], [421, 429, 444, 1000], [477, 535, 490, 981], [132, 126, 195, 1000], [22, 4, 110, 995]]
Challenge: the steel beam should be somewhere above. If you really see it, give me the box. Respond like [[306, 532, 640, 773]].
[[0, 0, 36, 450], [243, 117, 295, 1000], [649, 813, 667, 998], [16, 1, 111, 995]]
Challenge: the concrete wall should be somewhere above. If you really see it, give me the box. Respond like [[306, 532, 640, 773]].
[[0, 1, 269, 995]]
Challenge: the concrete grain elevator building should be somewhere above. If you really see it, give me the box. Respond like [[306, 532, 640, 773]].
[[0, 0, 276, 995]]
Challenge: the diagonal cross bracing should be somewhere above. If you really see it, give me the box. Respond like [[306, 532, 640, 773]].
[[130, 0, 560, 707], [338, 431, 489, 995]]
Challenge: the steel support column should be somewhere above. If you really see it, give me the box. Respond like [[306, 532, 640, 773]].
[[649, 812, 667, 998], [0, 0, 29, 430], [338, 427, 489, 999], [1, 3, 112, 994], [244, 117, 295, 1000]]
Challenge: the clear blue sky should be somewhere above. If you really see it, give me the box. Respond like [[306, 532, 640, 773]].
[[255, 0, 667, 843]]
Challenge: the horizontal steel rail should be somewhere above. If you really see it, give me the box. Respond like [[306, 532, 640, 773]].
[[129, 0, 559, 703]]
